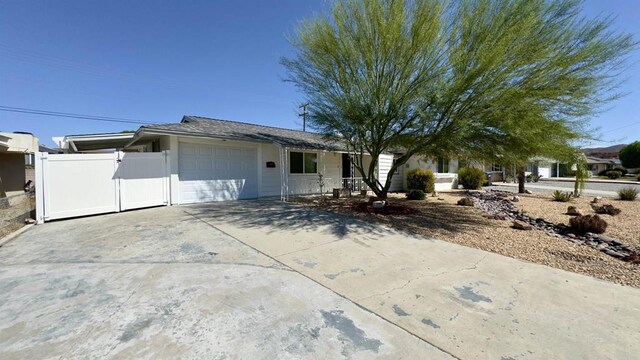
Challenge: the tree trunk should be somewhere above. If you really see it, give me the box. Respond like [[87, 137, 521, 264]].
[[517, 165, 526, 194]]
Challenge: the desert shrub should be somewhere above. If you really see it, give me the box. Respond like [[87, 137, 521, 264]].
[[592, 204, 622, 216], [637, 173, 640, 181], [551, 190, 572, 202], [606, 170, 622, 179], [458, 167, 486, 189], [569, 214, 608, 235], [618, 187, 638, 201], [406, 168, 435, 193], [612, 167, 628, 176], [567, 170, 578, 177], [406, 189, 426, 200]]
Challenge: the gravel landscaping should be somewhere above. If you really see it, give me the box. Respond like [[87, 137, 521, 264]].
[[292, 191, 640, 288]]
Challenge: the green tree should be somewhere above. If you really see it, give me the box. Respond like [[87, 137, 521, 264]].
[[619, 141, 640, 169], [283, 0, 636, 198]]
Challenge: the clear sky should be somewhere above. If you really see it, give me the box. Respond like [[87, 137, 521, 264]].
[[0, 0, 638, 148]]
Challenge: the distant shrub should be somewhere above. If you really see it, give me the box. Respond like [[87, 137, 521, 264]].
[[458, 167, 486, 189], [552, 190, 572, 202], [406, 168, 435, 193], [612, 167, 628, 176], [606, 170, 622, 179], [406, 189, 426, 200], [618, 187, 638, 201], [569, 214, 608, 235], [567, 170, 577, 177], [637, 173, 640, 181]]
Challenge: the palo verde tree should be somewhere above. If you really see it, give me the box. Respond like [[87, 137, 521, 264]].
[[282, 0, 636, 198]]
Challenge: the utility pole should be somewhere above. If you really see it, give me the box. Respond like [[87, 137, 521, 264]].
[[298, 103, 309, 132]]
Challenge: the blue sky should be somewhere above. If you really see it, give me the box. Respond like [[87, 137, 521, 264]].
[[0, 0, 638, 148]]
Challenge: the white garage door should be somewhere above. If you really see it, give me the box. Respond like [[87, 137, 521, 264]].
[[179, 142, 258, 203]]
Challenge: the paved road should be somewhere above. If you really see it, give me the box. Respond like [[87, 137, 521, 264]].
[[0, 206, 449, 359], [193, 200, 640, 360], [488, 180, 640, 197]]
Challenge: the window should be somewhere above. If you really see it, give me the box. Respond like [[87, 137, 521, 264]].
[[491, 163, 503, 172], [437, 157, 449, 173], [290, 151, 317, 174]]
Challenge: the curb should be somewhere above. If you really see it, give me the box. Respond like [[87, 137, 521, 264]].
[[0, 224, 34, 247], [540, 178, 639, 185]]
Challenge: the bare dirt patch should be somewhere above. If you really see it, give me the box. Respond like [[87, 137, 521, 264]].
[[293, 192, 640, 288]]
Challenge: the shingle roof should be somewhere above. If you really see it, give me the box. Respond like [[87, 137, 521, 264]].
[[140, 116, 346, 151]]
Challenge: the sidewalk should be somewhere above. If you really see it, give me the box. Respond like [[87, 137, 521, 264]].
[[541, 177, 639, 185], [492, 182, 618, 197]]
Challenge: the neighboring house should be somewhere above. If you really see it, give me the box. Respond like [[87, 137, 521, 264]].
[[0, 132, 39, 197], [586, 156, 622, 174], [55, 116, 460, 204]]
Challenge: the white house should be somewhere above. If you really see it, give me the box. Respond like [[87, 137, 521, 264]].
[[55, 116, 459, 204]]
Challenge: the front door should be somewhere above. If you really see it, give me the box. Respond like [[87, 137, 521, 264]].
[[342, 153, 352, 178]]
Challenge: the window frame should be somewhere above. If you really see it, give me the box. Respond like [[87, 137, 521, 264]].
[[437, 157, 449, 173], [289, 151, 318, 174]]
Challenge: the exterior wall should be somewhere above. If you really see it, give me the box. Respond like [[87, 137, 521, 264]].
[[260, 144, 282, 197], [377, 154, 394, 191], [0, 133, 38, 153], [287, 150, 341, 195], [0, 153, 26, 197], [400, 156, 458, 191]]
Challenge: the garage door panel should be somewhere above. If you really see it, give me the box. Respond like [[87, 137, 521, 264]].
[[179, 142, 258, 203]]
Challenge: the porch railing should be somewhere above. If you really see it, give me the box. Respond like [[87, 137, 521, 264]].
[[341, 177, 369, 191]]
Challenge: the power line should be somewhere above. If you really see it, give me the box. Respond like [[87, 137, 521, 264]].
[[0, 105, 156, 125], [600, 120, 640, 134]]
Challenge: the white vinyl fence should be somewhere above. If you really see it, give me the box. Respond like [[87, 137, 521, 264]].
[[35, 151, 169, 223]]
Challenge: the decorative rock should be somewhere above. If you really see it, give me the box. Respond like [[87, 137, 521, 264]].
[[597, 235, 616, 244], [372, 200, 386, 209], [591, 196, 602, 204], [597, 243, 609, 250], [566, 206, 582, 216], [457, 197, 474, 206], [24, 218, 36, 224], [511, 196, 520, 202], [525, 189, 533, 194], [431, 191, 438, 197], [512, 221, 532, 230], [605, 250, 625, 258], [566, 233, 576, 239]]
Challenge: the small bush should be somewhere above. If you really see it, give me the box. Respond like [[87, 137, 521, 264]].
[[592, 204, 622, 216], [552, 190, 572, 202], [458, 167, 486, 189], [406, 168, 435, 193], [406, 189, 426, 200], [612, 167, 628, 176], [606, 170, 622, 179], [618, 187, 638, 201], [569, 214, 608, 235], [637, 173, 640, 181]]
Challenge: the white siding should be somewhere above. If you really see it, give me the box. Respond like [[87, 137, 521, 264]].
[[401, 156, 459, 191], [260, 144, 281, 196], [389, 156, 404, 192], [377, 154, 394, 189]]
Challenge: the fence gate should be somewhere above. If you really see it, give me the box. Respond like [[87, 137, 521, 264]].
[[35, 151, 169, 223]]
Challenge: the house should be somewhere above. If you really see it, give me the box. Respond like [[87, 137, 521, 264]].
[[586, 156, 622, 174], [0, 132, 39, 197], [54, 116, 459, 204]]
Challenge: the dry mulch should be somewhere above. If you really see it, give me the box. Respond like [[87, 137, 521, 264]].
[[293, 192, 640, 288]]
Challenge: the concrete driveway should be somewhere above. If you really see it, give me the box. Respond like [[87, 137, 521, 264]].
[[187, 200, 640, 360], [0, 206, 451, 359]]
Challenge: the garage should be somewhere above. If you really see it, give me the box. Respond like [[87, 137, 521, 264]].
[[178, 142, 258, 203]]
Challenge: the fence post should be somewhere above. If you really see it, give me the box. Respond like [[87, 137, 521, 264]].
[[34, 152, 46, 224]]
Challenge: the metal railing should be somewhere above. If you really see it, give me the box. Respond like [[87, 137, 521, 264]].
[[341, 177, 369, 191]]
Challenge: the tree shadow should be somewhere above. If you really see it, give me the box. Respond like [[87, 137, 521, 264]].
[[185, 193, 493, 241], [184, 198, 388, 239]]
